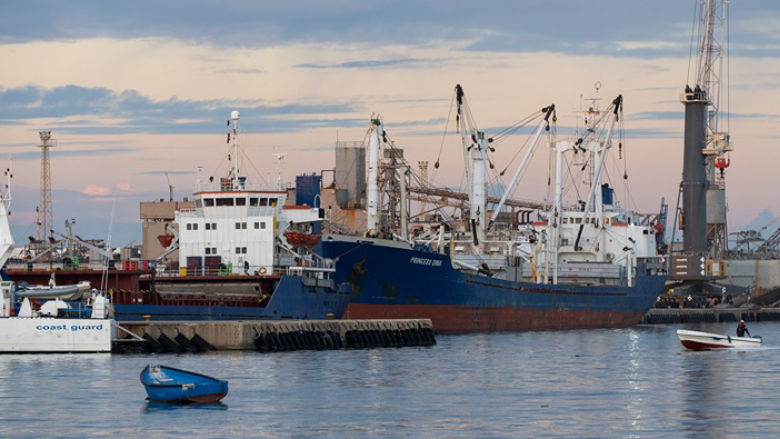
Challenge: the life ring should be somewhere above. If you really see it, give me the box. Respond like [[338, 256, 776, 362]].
[[259, 267, 267, 275]]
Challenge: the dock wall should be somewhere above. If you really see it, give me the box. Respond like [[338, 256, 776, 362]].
[[644, 307, 780, 324], [116, 319, 435, 352]]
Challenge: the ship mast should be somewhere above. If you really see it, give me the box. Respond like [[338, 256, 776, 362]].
[[573, 94, 622, 251], [455, 85, 488, 249], [366, 115, 384, 236], [228, 110, 241, 189]]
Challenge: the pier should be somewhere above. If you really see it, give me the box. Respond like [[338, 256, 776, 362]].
[[113, 319, 436, 353], [644, 307, 780, 324]]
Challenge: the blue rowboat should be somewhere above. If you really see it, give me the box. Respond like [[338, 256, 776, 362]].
[[140, 365, 228, 404]]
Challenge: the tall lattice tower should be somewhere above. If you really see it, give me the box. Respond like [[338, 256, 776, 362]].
[[37, 131, 54, 241]]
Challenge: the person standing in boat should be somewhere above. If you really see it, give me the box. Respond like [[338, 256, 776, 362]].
[[736, 320, 751, 337]]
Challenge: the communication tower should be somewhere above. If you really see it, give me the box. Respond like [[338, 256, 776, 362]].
[[37, 131, 54, 241]]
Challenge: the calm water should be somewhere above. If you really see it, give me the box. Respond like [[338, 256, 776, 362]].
[[1, 322, 778, 438]]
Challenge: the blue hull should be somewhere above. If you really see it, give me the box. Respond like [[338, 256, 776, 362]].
[[318, 237, 667, 333], [141, 365, 228, 403], [114, 275, 351, 321]]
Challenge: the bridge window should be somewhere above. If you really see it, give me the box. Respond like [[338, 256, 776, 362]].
[[216, 198, 234, 206], [236, 197, 246, 206], [204, 198, 215, 207], [249, 197, 259, 206]]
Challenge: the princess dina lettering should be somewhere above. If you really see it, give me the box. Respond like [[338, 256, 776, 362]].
[[409, 257, 442, 267]]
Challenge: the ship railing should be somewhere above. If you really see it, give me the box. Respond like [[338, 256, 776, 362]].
[[154, 259, 335, 278], [176, 206, 280, 217], [194, 181, 286, 193], [154, 265, 281, 278]]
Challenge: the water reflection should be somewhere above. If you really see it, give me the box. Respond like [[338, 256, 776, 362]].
[[679, 348, 731, 438], [142, 401, 228, 413]]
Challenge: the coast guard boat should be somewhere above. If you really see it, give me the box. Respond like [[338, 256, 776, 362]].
[[0, 168, 114, 353]]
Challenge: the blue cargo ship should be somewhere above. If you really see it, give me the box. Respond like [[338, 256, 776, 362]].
[[319, 236, 666, 332], [320, 86, 667, 332]]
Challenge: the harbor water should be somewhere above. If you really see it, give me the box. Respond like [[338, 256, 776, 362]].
[[1, 323, 779, 438]]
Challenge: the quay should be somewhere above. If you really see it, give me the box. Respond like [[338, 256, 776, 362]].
[[114, 319, 436, 353], [644, 307, 780, 324]]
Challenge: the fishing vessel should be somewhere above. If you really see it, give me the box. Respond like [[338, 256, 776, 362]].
[[110, 111, 350, 321], [319, 85, 668, 332]]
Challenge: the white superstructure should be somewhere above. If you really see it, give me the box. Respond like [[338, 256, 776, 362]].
[[177, 190, 321, 274], [172, 111, 323, 276]]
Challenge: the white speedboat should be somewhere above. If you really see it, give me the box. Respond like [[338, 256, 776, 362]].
[[676, 329, 763, 351]]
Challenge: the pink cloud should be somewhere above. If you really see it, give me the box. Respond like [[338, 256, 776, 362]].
[[116, 183, 133, 192], [83, 184, 111, 196]]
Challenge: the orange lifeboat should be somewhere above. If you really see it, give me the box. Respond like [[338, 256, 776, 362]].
[[157, 234, 174, 248], [284, 231, 321, 248]]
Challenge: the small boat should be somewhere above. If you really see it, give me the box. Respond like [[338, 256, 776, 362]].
[[140, 365, 228, 404], [15, 280, 91, 300], [284, 230, 321, 248], [676, 329, 763, 351]]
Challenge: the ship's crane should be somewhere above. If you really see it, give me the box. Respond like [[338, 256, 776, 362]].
[[682, 0, 732, 259], [673, 0, 732, 283]]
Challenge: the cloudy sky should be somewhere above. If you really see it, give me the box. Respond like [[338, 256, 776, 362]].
[[1, 0, 778, 245]]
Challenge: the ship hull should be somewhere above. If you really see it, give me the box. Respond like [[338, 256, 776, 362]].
[[344, 304, 646, 333], [319, 236, 667, 333], [6, 269, 351, 322], [113, 275, 350, 321]]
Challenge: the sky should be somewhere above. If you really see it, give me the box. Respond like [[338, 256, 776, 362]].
[[0, 0, 779, 246]]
